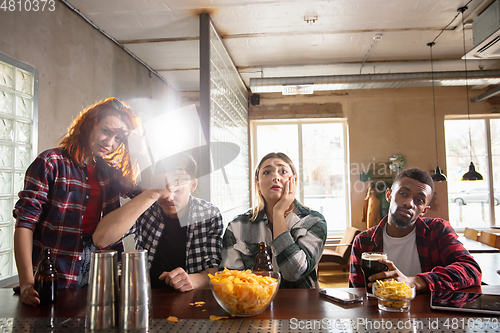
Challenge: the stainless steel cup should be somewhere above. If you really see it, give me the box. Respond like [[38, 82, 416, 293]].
[[120, 250, 152, 330], [85, 250, 119, 330]]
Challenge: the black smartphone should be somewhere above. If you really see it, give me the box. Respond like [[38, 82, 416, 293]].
[[319, 288, 363, 304]]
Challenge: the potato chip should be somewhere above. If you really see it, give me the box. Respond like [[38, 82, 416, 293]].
[[210, 315, 229, 321], [374, 279, 414, 308], [166, 316, 179, 323], [190, 301, 206, 307], [209, 268, 278, 315], [374, 279, 413, 299]]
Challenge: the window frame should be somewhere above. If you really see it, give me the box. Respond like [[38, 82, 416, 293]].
[[444, 114, 500, 229], [0, 52, 38, 287], [250, 118, 350, 234]]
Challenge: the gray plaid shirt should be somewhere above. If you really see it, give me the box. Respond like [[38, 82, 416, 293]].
[[221, 201, 327, 288], [127, 196, 223, 273]]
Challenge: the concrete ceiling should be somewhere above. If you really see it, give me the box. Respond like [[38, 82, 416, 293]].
[[63, 0, 500, 92]]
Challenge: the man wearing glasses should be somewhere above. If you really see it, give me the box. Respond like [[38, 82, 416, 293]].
[[93, 153, 223, 291]]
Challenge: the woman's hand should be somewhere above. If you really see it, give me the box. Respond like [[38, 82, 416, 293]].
[[273, 175, 296, 216], [142, 188, 171, 201], [14, 228, 39, 306], [20, 283, 40, 306]]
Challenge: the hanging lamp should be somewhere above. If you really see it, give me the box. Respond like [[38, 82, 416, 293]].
[[427, 42, 447, 182], [458, 6, 483, 181]]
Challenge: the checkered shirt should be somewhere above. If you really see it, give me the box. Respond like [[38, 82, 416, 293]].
[[349, 216, 482, 291], [127, 196, 223, 273], [221, 200, 327, 288], [14, 148, 129, 288]]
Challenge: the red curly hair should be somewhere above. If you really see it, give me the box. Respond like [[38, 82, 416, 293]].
[[59, 97, 140, 184]]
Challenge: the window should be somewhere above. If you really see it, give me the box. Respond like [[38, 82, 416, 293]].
[[251, 119, 349, 233], [0, 53, 37, 286], [445, 117, 499, 229]]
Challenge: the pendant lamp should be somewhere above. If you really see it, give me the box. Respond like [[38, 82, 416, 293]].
[[427, 42, 447, 182], [462, 161, 483, 181], [458, 6, 483, 181]]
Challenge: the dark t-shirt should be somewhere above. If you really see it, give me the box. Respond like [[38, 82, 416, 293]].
[[149, 212, 187, 289]]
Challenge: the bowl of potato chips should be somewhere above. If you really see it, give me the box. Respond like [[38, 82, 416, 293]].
[[209, 268, 280, 316], [373, 279, 415, 312]]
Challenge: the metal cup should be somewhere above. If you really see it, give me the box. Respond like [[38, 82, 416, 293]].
[[85, 250, 119, 330], [120, 250, 152, 330]]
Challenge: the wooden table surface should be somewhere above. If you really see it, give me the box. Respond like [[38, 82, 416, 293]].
[[472, 253, 500, 285], [458, 235, 500, 253], [1, 285, 499, 320]]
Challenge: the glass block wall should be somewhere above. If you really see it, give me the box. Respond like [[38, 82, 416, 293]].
[[209, 21, 250, 226], [0, 55, 37, 285]]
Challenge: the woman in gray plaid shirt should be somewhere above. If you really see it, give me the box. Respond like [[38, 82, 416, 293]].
[[221, 152, 327, 288]]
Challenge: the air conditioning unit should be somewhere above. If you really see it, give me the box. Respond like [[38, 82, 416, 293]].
[[466, 0, 500, 59]]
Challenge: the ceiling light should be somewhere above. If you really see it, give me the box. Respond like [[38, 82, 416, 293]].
[[458, 6, 483, 181], [462, 162, 483, 181], [304, 16, 317, 24], [427, 42, 447, 182], [282, 84, 314, 95]]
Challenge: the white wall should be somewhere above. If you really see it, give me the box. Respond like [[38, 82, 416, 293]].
[[0, 2, 178, 152]]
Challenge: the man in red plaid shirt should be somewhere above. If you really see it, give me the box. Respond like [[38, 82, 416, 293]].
[[349, 168, 481, 292]]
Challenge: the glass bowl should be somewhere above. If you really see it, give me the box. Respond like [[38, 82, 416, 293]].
[[209, 271, 280, 316], [373, 281, 416, 312]]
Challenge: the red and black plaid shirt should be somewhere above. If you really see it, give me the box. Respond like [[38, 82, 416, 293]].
[[349, 216, 482, 291], [432, 290, 482, 308], [14, 148, 131, 288]]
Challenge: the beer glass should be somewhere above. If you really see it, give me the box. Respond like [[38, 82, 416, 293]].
[[361, 252, 388, 297]]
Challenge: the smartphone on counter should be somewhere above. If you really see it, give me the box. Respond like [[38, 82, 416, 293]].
[[319, 288, 363, 304]]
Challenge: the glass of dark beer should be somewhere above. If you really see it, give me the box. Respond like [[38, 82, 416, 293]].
[[361, 252, 388, 297]]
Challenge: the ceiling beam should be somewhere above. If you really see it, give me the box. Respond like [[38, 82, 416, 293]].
[[471, 84, 500, 102], [116, 27, 448, 45], [118, 36, 199, 44]]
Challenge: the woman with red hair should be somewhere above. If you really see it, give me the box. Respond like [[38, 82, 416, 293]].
[[14, 97, 140, 305]]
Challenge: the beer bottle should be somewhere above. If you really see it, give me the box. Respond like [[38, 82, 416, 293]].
[[253, 242, 273, 274], [34, 248, 58, 304]]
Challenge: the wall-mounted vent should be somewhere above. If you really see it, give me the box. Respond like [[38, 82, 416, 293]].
[[466, 0, 500, 59]]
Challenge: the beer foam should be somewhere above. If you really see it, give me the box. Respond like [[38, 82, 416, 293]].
[[361, 252, 387, 260]]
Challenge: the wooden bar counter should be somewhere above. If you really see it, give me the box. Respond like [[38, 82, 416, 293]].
[[1, 285, 499, 320]]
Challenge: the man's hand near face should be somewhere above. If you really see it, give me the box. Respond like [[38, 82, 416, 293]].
[[158, 267, 217, 292], [367, 258, 429, 292]]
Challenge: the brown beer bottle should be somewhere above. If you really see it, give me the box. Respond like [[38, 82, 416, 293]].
[[34, 248, 58, 304], [253, 242, 273, 274]]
